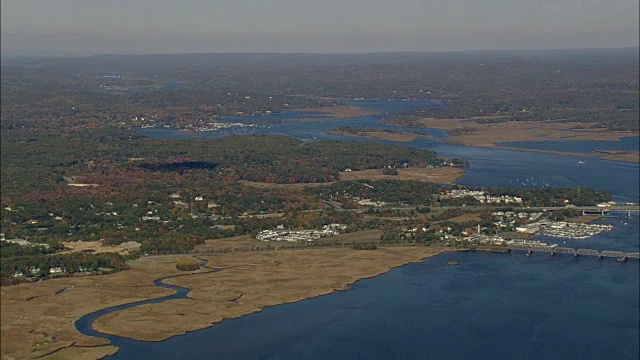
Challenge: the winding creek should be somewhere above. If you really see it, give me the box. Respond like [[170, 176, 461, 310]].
[[71, 100, 638, 359]]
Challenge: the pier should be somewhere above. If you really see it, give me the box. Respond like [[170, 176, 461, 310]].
[[507, 244, 639, 261]]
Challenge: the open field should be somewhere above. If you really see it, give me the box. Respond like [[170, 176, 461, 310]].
[[339, 167, 464, 184], [194, 235, 261, 252], [60, 241, 141, 255], [1, 246, 448, 359], [238, 166, 464, 190], [397, 118, 639, 162]]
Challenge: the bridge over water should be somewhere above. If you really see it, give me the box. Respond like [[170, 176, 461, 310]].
[[507, 244, 640, 261]]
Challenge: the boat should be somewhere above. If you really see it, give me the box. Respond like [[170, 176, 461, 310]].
[[447, 261, 459, 266]]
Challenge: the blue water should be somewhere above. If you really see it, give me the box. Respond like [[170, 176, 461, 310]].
[[498, 136, 639, 154], [101, 252, 639, 359], [89, 100, 640, 359]]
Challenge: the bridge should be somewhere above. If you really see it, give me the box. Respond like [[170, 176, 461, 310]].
[[507, 244, 639, 261]]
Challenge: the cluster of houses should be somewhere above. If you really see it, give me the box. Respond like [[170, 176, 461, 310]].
[[256, 224, 347, 242], [357, 199, 387, 207], [184, 122, 255, 132], [441, 189, 523, 204], [1, 234, 50, 249], [491, 211, 545, 231], [12, 266, 69, 278]]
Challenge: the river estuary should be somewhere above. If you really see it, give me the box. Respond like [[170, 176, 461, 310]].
[[77, 100, 638, 359]]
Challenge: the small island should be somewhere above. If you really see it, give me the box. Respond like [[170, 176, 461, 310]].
[[329, 126, 430, 142]]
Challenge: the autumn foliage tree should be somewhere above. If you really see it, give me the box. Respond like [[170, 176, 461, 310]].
[[175, 257, 200, 271]]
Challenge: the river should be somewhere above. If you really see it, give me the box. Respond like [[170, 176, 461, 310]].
[[82, 100, 638, 359]]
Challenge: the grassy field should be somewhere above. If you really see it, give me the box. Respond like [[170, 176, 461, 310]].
[[238, 166, 465, 190], [338, 167, 464, 183], [60, 240, 141, 255], [194, 235, 261, 252]]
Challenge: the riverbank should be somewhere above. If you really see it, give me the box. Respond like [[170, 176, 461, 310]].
[[0, 246, 448, 359]]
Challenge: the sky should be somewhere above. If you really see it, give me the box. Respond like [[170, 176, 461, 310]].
[[1, 0, 638, 55]]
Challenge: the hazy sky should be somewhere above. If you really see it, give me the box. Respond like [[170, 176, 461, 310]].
[[2, 0, 638, 55]]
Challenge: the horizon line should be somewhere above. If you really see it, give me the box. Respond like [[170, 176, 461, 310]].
[[2, 45, 639, 60]]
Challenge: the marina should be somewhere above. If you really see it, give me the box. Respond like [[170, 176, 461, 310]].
[[537, 221, 614, 239]]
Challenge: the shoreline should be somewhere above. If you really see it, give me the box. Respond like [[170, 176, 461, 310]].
[[0, 246, 449, 359], [90, 247, 450, 343]]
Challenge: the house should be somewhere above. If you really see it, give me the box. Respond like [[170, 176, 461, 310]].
[[516, 224, 540, 233], [357, 199, 386, 207], [49, 267, 64, 274]]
